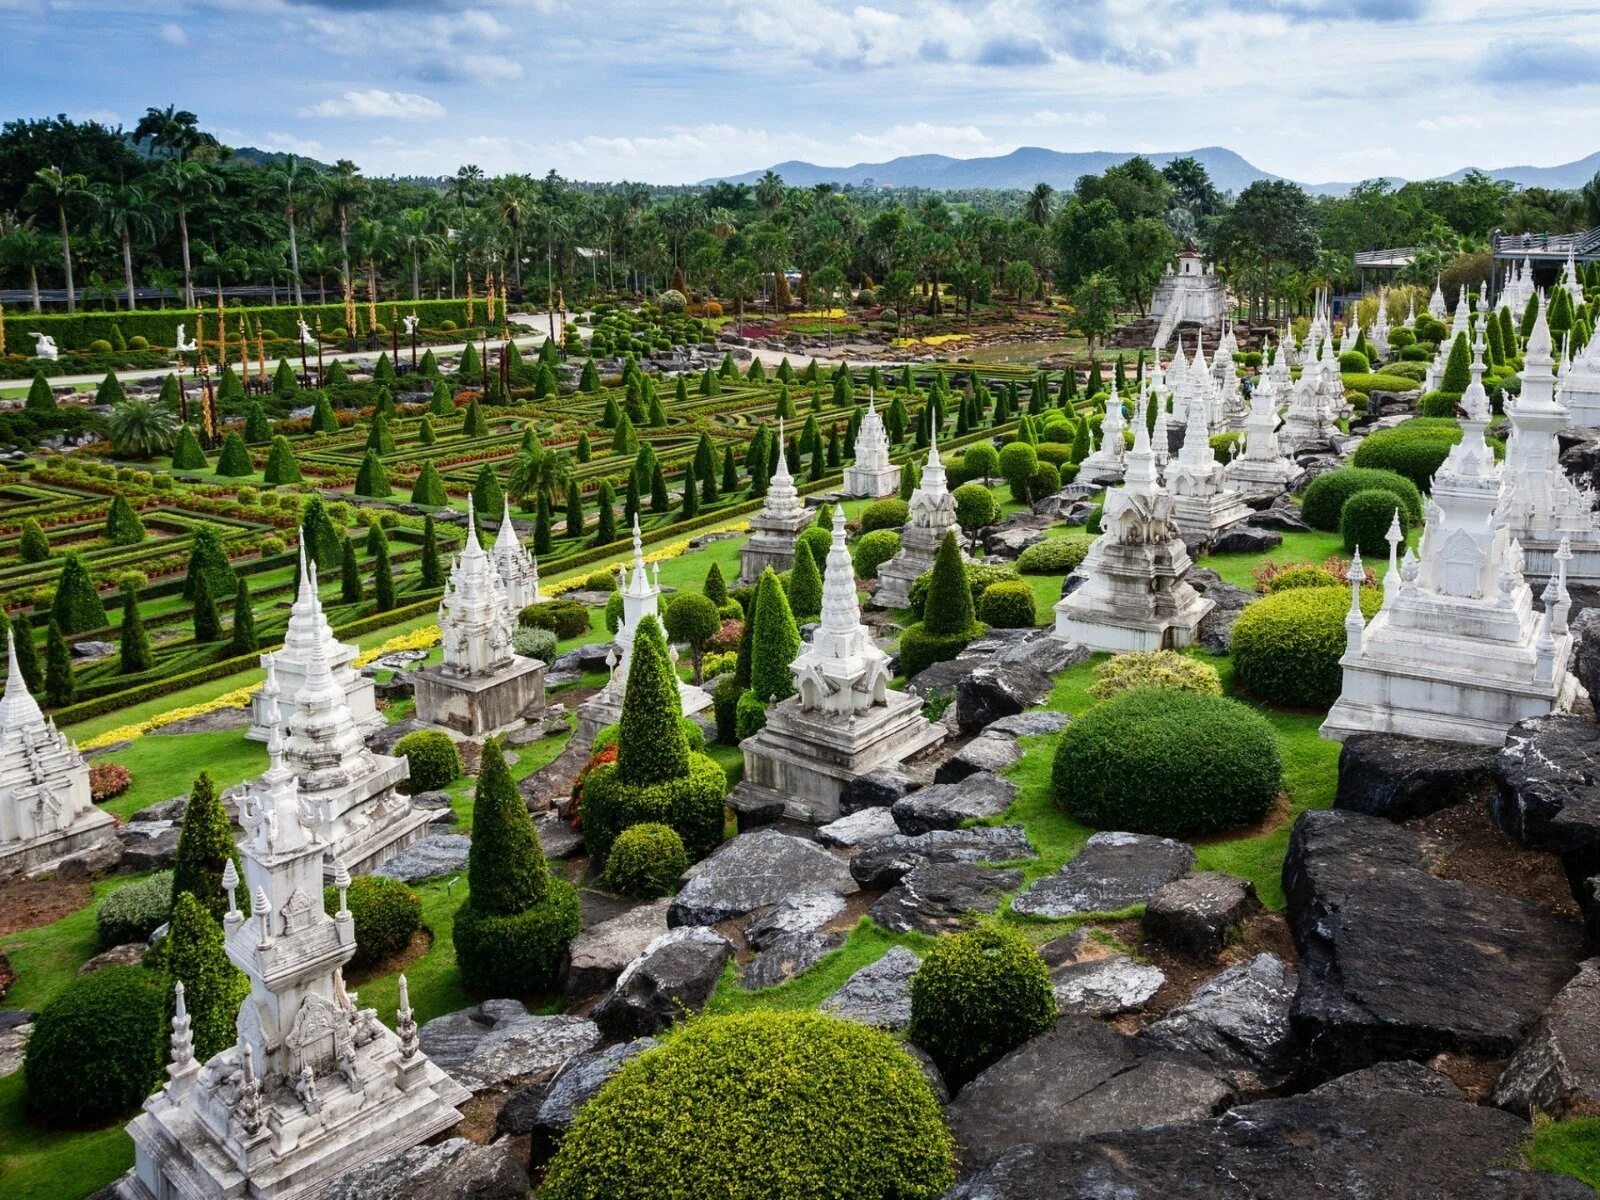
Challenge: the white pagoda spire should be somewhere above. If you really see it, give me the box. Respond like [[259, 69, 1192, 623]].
[[439, 494, 517, 677], [492, 495, 542, 608], [790, 509, 891, 715]]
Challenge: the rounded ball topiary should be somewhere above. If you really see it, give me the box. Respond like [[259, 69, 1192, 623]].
[[325, 875, 422, 971], [1338, 350, 1371, 374], [1340, 487, 1410, 557], [394, 729, 463, 792], [1418, 389, 1463, 418], [851, 529, 901, 579], [453, 874, 582, 996], [1051, 687, 1282, 837], [603, 822, 687, 899], [1351, 418, 1472, 492], [1300, 467, 1422, 532], [25, 964, 170, 1124], [1087, 650, 1222, 701], [519, 598, 592, 640], [1262, 563, 1341, 593], [1232, 584, 1381, 709], [579, 752, 728, 862], [542, 1011, 955, 1200], [657, 289, 688, 313], [860, 498, 910, 534], [908, 927, 1055, 1089], [977, 579, 1036, 628], [1016, 533, 1090, 574]]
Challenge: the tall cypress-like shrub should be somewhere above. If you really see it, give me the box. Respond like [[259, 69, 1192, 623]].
[[1440, 333, 1471, 394], [52, 554, 107, 633], [462, 397, 488, 437], [593, 480, 617, 546], [183, 524, 237, 599], [923, 532, 975, 637], [191, 572, 221, 643], [339, 538, 363, 603], [104, 495, 146, 545], [472, 463, 503, 516], [214, 432, 253, 477], [10, 615, 41, 692], [373, 535, 396, 611], [170, 773, 239, 925], [118, 585, 151, 674], [703, 561, 729, 607], [354, 450, 391, 498], [420, 514, 443, 588], [228, 577, 257, 654], [300, 498, 342, 570], [171, 425, 208, 469], [533, 489, 552, 555], [20, 518, 49, 563], [164, 893, 249, 1063], [749, 568, 800, 703], [365, 412, 395, 455], [786, 539, 822, 619], [429, 380, 455, 416], [566, 479, 584, 539], [45, 620, 73, 707]]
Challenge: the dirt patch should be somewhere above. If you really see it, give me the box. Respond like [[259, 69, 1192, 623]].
[[344, 927, 433, 987], [1410, 801, 1581, 919], [0, 876, 92, 936], [1427, 1050, 1509, 1103], [1191, 793, 1294, 846]]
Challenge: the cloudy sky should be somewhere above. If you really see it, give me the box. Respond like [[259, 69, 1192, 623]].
[[2, 0, 1597, 184]]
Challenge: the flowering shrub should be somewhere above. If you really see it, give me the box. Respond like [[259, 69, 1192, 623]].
[[89, 762, 131, 803], [568, 744, 618, 830], [80, 684, 255, 751]]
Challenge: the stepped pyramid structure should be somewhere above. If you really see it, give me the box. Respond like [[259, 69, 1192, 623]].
[[1053, 417, 1212, 652], [1075, 383, 1129, 485], [843, 395, 901, 498], [738, 419, 814, 584], [872, 424, 962, 609], [491, 497, 542, 609], [1166, 384, 1252, 545], [0, 629, 114, 874], [249, 546, 381, 743], [247, 636, 429, 876], [576, 517, 711, 744], [120, 723, 468, 1200], [733, 510, 944, 824], [1322, 328, 1577, 746], [1224, 374, 1302, 502], [414, 497, 545, 737]]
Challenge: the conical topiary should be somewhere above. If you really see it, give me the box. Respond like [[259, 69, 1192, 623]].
[[341, 538, 362, 603], [51, 554, 107, 633], [117, 585, 151, 674], [365, 411, 395, 455], [20, 518, 49, 563], [182, 523, 236, 600], [171, 425, 208, 470], [373, 534, 395, 610], [749, 567, 800, 704], [472, 463, 503, 516], [243, 402, 272, 443], [785, 538, 822, 619], [462, 397, 488, 437], [429, 380, 455, 416], [228, 577, 257, 654], [1440, 333, 1471, 394], [96, 371, 126, 406], [421, 513, 443, 588], [262, 435, 301, 485], [104, 495, 146, 545], [703, 561, 728, 607], [922, 532, 974, 637], [411, 459, 447, 506], [354, 449, 391, 498], [191, 572, 221, 642], [171, 772, 239, 925], [467, 740, 548, 914], [214, 431, 253, 477], [272, 359, 297, 395], [26, 371, 55, 413], [164, 892, 248, 1062], [310, 391, 339, 434], [617, 615, 690, 786], [9, 615, 40, 692], [44, 619, 73, 706]]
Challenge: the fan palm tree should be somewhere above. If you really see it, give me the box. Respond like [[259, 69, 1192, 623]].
[[393, 208, 443, 301], [1025, 182, 1054, 227], [0, 222, 61, 312], [132, 105, 218, 162], [97, 183, 166, 310], [325, 159, 365, 288], [755, 170, 785, 217], [108, 397, 180, 459], [23, 166, 97, 312], [262, 155, 324, 307], [151, 158, 217, 307]]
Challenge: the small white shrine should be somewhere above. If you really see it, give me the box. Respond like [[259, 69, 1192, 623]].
[[1151, 242, 1227, 342], [491, 497, 542, 609], [1075, 383, 1128, 484], [249, 547, 381, 743], [1322, 333, 1577, 746], [1428, 276, 1448, 321], [1166, 385, 1252, 546], [119, 724, 468, 1200], [1224, 374, 1303, 502], [1053, 417, 1212, 652], [1280, 353, 1341, 455], [0, 629, 114, 875], [738, 419, 813, 585], [1370, 295, 1392, 362], [872, 425, 962, 609], [576, 517, 711, 744], [733, 510, 944, 824], [843, 396, 901, 498], [1559, 325, 1600, 429]]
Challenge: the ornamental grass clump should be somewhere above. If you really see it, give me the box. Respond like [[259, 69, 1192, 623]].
[[1231, 585, 1381, 709]]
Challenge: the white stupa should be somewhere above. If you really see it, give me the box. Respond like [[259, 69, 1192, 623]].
[[872, 422, 962, 609], [738, 418, 813, 585], [1428, 275, 1448, 321], [1280, 352, 1341, 454], [1558, 322, 1600, 429], [1224, 374, 1302, 502], [1075, 383, 1129, 484], [0, 629, 114, 874], [843, 395, 901, 498], [1167, 382, 1252, 545], [491, 497, 542, 609]]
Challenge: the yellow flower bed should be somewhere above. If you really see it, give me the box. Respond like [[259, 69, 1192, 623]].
[[891, 333, 970, 348], [353, 624, 442, 667], [80, 684, 258, 751], [789, 308, 847, 319]]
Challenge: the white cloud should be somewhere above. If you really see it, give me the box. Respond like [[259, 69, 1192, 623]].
[[261, 131, 327, 157], [157, 22, 187, 45], [301, 89, 446, 120], [1027, 108, 1108, 127]]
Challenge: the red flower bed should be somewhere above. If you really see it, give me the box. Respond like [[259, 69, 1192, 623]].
[[568, 744, 617, 831], [89, 762, 132, 803]]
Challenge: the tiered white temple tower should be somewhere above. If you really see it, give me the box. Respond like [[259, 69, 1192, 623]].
[[1053, 417, 1212, 652], [413, 497, 545, 737], [0, 629, 114, 874], [1167, 382, 1251, 546], [1223, 374, 1303, 502], [1559, 323, 1600, 428], [491, 497, 542, 609], [873, 424, 962, 609], [576, 517, 711, 744], [843, 396, 901, 498], [733, 510, 944, 824], [119, 721, 469, 1200], [738, 419, 814, 584], [1280, 352, 1341, 454], [249, 546, 381, 743], [1075, 383, 1128, 484], [1322, 330, 1577, 746]]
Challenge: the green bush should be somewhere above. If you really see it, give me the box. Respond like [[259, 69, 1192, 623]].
[[1232, 585, 1381, 708], [25, 965, 170, 1124], [96, 870, 174, 949], [520, 598, 592, 640], [897, 626, 978, 679], [453, 877, 581, 995], [1417, 389, 1461, 417], [908, 927, 1055, 1088], [1052, 688, 1282, 838], [1341, 487, 1410, 556], [603, 823, 687, 899], [1351, 418, 1473, 492], [1087, 650, 1222, 701], [593, 717, 706, 754], [735, 688, 767, 738], [579, 752, 728, 861], [584, 569, 619, 593], [52, 552, 108, 632], [394, 729, 463, 791], [712, 677, 744, 744], [162, 891, 249, 1062], [513, 625, 558, 661], [977, 579, 1036, 628], [852, 528, 901, 579], [542, 1011, 954, 1200], [908, 560, 1021, 617], [1017, 533, 1090, 574], [1262, 564, 1341, 593], [1300, 467, 1422, 531], [1338, 350, 1371, 374], [325, 875, 422, 971], [860, 498, 909, 533]]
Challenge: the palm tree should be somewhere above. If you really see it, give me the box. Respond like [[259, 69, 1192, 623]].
[[196, 239, 249, 304], [1025, 182, 1054, 227], [493, 174, 534, 293], [325, 159, 365, 289], [24, 167, 96, 312], [297, 240, 337, 304], [132, 105, 217, 162], [349, 217, 390, 310], [152, 159, 217, 308], [755, 170, 785, 217], [108, 397, 180, 459], [394, 208, 443, 300], [97, 183, 165, 310], [262, 156, 323, 307], [0, 222, 61, 312]]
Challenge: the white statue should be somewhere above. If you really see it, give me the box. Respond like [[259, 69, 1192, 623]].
[[175, 325, 197, 354], [402, 314, 419, 337], [28, 332, 58, 361], [296, 318, 312, 346]]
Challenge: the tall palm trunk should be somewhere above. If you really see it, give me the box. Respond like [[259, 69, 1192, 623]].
[[287, 203, 303, 307], [513, 231, 523, 293], [339, 207, 351, 288], [411, 250, 421, 300], [178, 205, 194, 308], [56, 204, 75, 313], [121, 230, 138, 310], [28, 266, 41, 312]]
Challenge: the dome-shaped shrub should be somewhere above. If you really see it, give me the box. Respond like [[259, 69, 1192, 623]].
[[1351, 418, 1476, 492], [1338, 350, 1371, 374], [394, 729, 462, 791], [1016, 533, 1090, 574], [860, 498, 909, 533], [1232, 585, 1381, 709], [603, 822, 687, 899], [1051, 688, 1281, 837], [1300, 467, 1422, 531], [95, 869, 174, 949], [977, 579, 1036, 628], [1262, 563, 1341, 593], [325, 875, 422, 971], [542, 1011, 954, 1200], [1087, 650, 1222, 701], [1418, 389, 1463, 417], [908, 928, 1055, 1088], [1340, 487, 1410, 557], [25, 965, 169, 1124], [657, 289, 687, 313], [851, 529, 901, 579]]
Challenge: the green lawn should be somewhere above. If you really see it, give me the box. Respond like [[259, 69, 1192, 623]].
[[1196, 529, 1346, 589], [0, 874, 155, 1012], [99, 730, 268, 820], [0, 1071, 133, 1200], [1527, 1117, 1600, 1189]]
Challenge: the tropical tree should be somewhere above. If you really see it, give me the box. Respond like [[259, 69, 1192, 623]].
[[262, 155, 324, 307], [393, 207, 442, 300], [0, 221, 59, 312], [151, 158, 217, 308], [108, 397, 180, 460], [1025, 182, 1054, 227], [325, 158, 365, 288], [23, 166, 96, 312], [131, 105, 218, 162], [97, 182, 164, 310]]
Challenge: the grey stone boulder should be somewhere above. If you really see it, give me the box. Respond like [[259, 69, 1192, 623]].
[[1208, 526, 1282, 554], [1141, 872, 1260, 959], [116, 821, 180, 872], [1011, 831, 1195, 919], [1494, 957, 1600, 1119], [954, 663, 1053, 735], [892, 772, 1018, 834], [1052, 954, 1165, 1017], [945, 1017, 1235, 1166], [324, 1138, 529, 1200], [983, 710, 1071, 738], [1309, 1058, 1466, 1102], [564, 898, 670, 1000], [1248, 502, 1310, 532], [1140, 953, 1299, 1089], [1284, 808, 1585, 1077], [816, 806, 899, 849], [0, 1017, 32, 1076], [1336, 732, 1495, 821], [741, 930, 842, 990], [408, 789, 452, 810], [55, 837, 123, 881], [839, 767, 917, 814], [1572, 606, 1600, 704], [1194, 579, 1257, 654], [745, 890, 847, 949], [870, 860, 1024, 935], [933, 734, 1022, 784], [417, 1001, 599, 1091], [669, 829, 856, 927], [1493, 714, 1600, 884], [526, 1037, 656, 1149], [375, 834, 471, 883], [850, 825, 1036, 889], [593, 926, 733, 1039], [533, 812, 583, 859], [820, 946, 921, 1029], [77, 943, 146, 976]]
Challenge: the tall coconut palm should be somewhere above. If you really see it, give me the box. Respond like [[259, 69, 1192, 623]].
[[493, 174, 534, 293], [1025, 182, 1054, 227], [97, 183, 166, 310], [755, 170, 785, 217], [349, 217, 391, 309], [394, 208, 443, 301], [152, 158, 217, 308], [0, 222, 61, 312], [262, 155, 324, 307], [108, 397, 180, 460], [23, 166, 96, 313], [297, 240, 337, 305], [132, 105, 217, 162], [325, 159, 365, 289]]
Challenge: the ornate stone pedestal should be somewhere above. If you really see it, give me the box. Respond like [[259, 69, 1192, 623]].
[[413, 657, 545, 739], [739, 419, 812, 585], [843, 397, 901, 498], [1167, 391, 1251, 546], [873, 428, 960, 610]]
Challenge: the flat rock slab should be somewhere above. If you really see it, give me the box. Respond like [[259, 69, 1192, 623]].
[[564, 898, 670, 1001], [820, 946, 921, 1030], [851, 825, 1036, 889], [870, 861, 1024, 935], [375, 834, 471, 883], [1052, 954, 1165, 1017], [892, 772, 1018, 834], [418, 1001, 599, 1091], [1494, 957, 1600, 1119], [324, 1138, 529, 1200], [741, 930, 843, 990], [668, 829, 857, 926], [933, 734, 1022, 784], [954, 663, 1054, 735], [839, 767, 916, 814], [816, 806, 900, 849], [946, 1017, 1235, 1166], [594, 926, 732, 1039], [1336, 732, 1495, 822], [983, 711, 1071, 739], [0, 1020, 31, 1076], [1141, 872, 1260, 960], [533, 813, 583, 859], [1011, 832, 1196, 919], [1140, 953, 1299, 1086], [534, 1037, 656, 1134], [1494, 714, 1600, 883], [745, 889, 847, 949], [1284, 809, 1586, 1077]]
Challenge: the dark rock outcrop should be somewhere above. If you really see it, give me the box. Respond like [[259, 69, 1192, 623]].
[[1141, 871, 1260, 959], [1336, 733, 1495, 821], [869, 861, 1024, 935], [1493, 715, 1600, 887], [1494, 958, 1600, 1119], [1011, 831, 1195, 919], [593, 927, 732, 1039]]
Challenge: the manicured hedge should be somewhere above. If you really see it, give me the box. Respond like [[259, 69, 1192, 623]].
[[1350, 418, 1475, 493], [1232, 585, 1381, 709], [579, 753, 728, 862], [977, 579, 1037, 628], [394, 729, 463, 791], [326, 875, 423, 971], [851, 529, 901, 579], [95, 870, 175, 949], [1016, 533, 1090, 574], [25, 965, 170, 1124], [1300, 467, 1422, 532], [1341, 488, 1410, 556], [452, 875, 581, 995]]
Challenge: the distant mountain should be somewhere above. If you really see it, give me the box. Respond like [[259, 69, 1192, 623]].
[[703, 145, 1600, 197]]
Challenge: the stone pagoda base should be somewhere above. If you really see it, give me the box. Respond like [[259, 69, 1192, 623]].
[[412, 654, 546, 739], [1053, 542, 1213, 653], [1171, 490, 1253, 548], [0, 805, 116, 878], [575, 680, 712, 748], [248, 655, 381, 744], [843, 462, 901, 498], [1517, 537, 1600, 588], [1223, 459, 1304, 505], [872, 523, 957, 610], [731, 692, 945, 825], [738, 520, 810, 586]]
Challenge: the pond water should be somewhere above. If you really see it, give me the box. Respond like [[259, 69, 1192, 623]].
[[960, 337, 1078, 365]]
